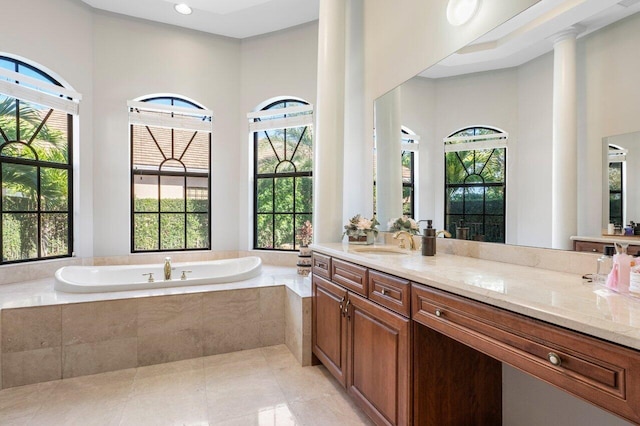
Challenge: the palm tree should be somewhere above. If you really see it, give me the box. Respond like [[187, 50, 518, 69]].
[[1, 96, 69, 260]]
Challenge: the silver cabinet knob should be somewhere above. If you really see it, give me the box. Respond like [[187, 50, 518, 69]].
[[435, 309, 442, 317], [547, 352, 562, 366]]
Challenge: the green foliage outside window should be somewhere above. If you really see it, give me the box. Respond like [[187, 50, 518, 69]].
[[254, 100, 313, 250], [1, 91, 71, 263], [444, 128, 506, 243]]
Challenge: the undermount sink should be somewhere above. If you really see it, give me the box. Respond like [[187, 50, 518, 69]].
[[350, 246, 408, 255]]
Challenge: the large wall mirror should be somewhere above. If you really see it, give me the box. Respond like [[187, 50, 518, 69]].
[[375, 0, 640, 250]]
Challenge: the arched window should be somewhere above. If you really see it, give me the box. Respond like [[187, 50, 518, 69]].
[[251, 99, 313, 250], [130, 95, 212, 252], [0, 56, 78, 263], [444, 126, 507, 243]]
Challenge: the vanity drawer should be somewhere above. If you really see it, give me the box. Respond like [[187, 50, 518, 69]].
[[332, 258, 368, 296], [412, 283, 640, 424], [368, 270, 410, 317], [574, 241, 606, 253], [312, 253, 332, 279]]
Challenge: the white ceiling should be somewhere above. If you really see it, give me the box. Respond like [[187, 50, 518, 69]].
[[80, 0, 319, 39], [422, 0, 640, 78]]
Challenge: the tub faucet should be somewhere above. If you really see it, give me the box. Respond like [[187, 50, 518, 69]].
[[164, 257, 172, 280]]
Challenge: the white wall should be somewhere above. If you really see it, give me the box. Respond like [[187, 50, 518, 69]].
[[239, 22, 318, 249], [92, 12, 241, 255], [1, 0, 95, 258]]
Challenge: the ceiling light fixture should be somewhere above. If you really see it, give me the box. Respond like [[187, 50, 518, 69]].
[[446, 0, 480, 26], [174, 3, 192, 15]]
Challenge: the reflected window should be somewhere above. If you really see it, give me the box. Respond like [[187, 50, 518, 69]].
[[253, 99, 313, 250], [130, 96, 211, 252], [0, 56, 73, 263], [608, 145, 625, 226], [444, 126, 507, 243], [402, 129, 416, 217]]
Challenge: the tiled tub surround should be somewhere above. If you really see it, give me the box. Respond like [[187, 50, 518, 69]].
[[311, 241, 640, 350], [0, 264, 311, 389]]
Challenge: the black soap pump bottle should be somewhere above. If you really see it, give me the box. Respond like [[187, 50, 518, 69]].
[[422, 220, 436, 256]]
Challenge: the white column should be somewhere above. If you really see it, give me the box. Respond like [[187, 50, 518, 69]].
[[551, 29, 578, 250], [313, 0, 346, 243], [375, 86, 403, 230], [343, 0, 373, 224]]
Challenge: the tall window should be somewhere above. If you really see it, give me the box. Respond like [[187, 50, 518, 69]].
[[130, 96, 211, 252], [444, 126, 507, 243], [608, 145, 625, 226], [0, 56, 77, 263], [252, 99, 313, 250]]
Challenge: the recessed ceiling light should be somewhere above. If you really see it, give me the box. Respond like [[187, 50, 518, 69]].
[[446, 0, 480, 26], [174, 3, 192, 15]]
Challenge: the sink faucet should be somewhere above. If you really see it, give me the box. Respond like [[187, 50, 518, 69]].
[[437, 230, 452, 238], [393, 231, 417, 250], [164, 257, 172, 280]]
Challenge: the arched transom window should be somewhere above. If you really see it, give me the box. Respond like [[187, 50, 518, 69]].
[[444, 126, 507, 243]]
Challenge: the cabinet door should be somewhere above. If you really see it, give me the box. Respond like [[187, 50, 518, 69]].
[[346, 292, 411, 426], [312, 274, 348, 387]]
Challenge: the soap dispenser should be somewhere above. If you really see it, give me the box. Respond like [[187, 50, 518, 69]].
[[422, 220, 436, 256]]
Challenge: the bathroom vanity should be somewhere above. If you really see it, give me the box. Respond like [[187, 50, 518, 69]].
[[311, 243, 640, 425]]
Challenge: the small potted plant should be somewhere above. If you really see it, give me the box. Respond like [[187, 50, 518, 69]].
[[296, 220, 313, 253], [343, 214, 379, 245], [388, 216, 420, 235]]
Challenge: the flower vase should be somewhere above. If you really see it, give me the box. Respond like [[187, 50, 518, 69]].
[[348, 231, 375, 245], [297, 245, 312, 276]]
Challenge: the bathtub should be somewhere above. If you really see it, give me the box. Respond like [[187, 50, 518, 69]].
[[54, 256, 262, 293]]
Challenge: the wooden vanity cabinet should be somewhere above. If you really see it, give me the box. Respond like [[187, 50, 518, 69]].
[[312, 258, 411, 426], [412, 283, 640, 425], [312, 274, 347, 386], [346, 292, 411, 426]]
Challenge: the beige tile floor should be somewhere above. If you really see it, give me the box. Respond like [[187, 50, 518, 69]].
[[0, 345, 374, 425]]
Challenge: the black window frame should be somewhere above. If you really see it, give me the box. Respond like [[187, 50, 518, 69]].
[[0, 56, 73, 264], [401, 130, 416, 218], [253, 99, 312, 251], [444, 126, 506, 243], [608, 151, 624, 226], [130, 96, 211, 253]]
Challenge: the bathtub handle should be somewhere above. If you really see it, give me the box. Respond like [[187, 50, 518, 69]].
[[180, 270, 192, 280], [142, 273, 155, 283]]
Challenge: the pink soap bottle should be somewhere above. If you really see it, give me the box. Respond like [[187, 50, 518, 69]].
[[607, 243, 631, 293]]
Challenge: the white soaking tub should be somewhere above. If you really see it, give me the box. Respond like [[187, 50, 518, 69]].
[[54, 256, 262, 293]]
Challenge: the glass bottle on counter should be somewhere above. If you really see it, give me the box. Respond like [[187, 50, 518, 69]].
[[596, 245, 615, 285]]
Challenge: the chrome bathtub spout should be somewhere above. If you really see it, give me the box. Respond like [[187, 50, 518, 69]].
[[164, 257, 172, 280]]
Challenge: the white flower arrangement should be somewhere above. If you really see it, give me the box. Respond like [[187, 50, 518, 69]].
[[388, 216, 420, 235], [342, 214, 379, 238]]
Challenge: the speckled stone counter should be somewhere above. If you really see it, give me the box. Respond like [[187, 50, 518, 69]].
[[310, 242, 640, 351]]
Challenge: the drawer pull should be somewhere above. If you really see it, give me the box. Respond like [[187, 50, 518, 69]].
[[317, 262, 327, 269], [548, 352, 562, 366], [435, 309, 442, 317], [339, 296, 345, 317], [381, 288, 386, 296]]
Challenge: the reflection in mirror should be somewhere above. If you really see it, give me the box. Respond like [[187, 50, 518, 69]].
[[603, 131, 640, 230], [374, 0, 640, 249]]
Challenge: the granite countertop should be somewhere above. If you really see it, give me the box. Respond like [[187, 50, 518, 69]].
[[571, 235, 640, 245], [311, 243, 640, 351]]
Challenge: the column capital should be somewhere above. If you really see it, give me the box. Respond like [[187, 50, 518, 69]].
[[551, 25, 582, 45]]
